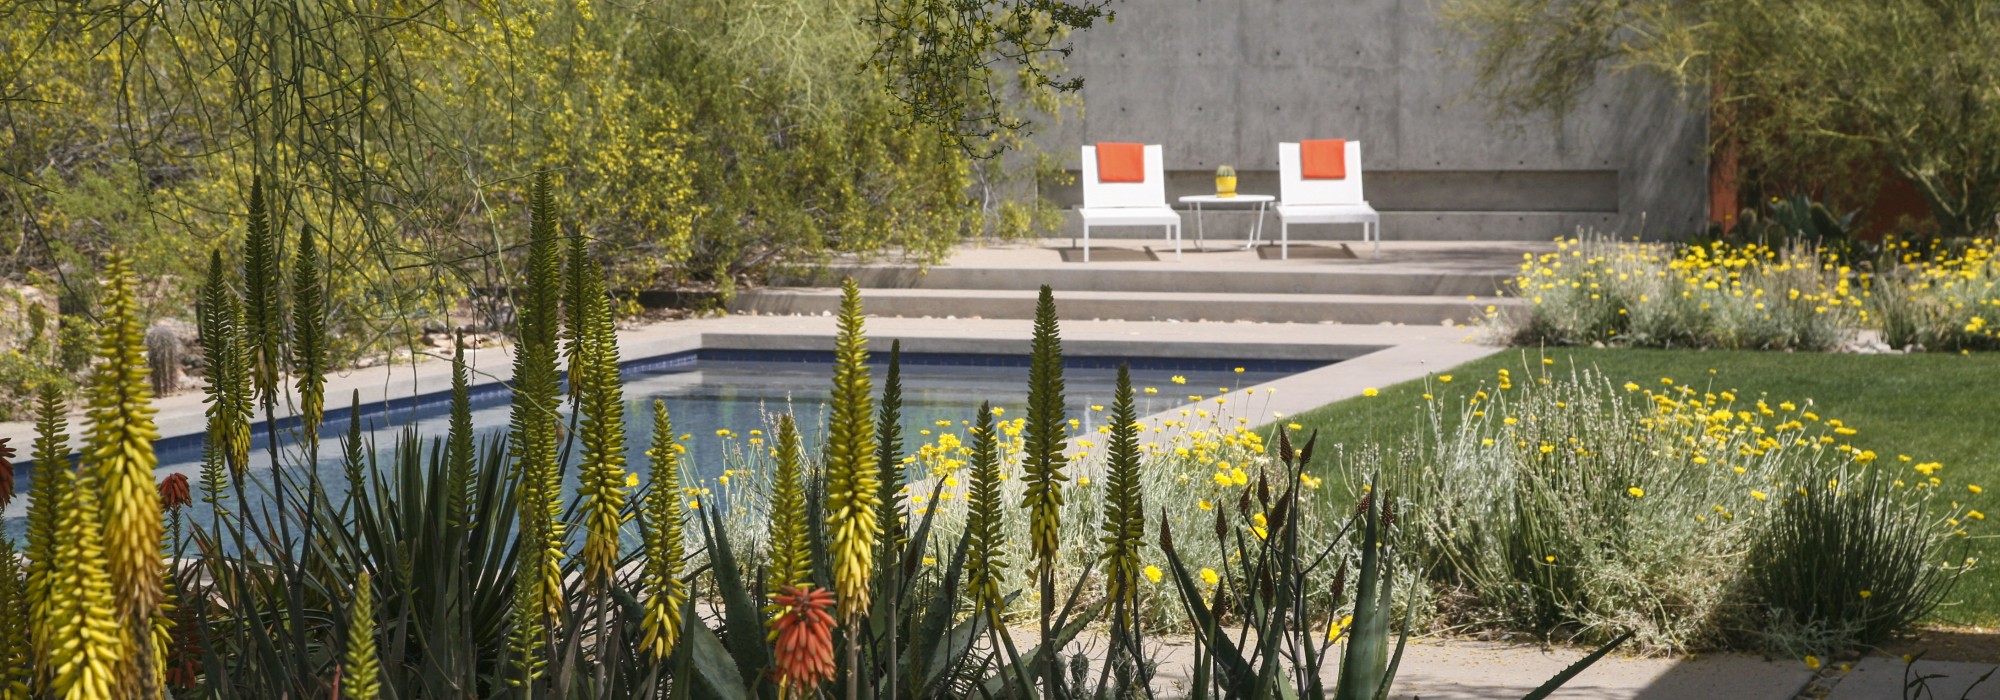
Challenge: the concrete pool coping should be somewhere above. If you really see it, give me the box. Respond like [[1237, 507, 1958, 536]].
[[0, 313, 1502, 470]]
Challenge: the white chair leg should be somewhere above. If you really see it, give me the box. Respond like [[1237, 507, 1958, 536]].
[[1083, 223, 1091, 263], [1281, 221, 1290, 260], [1173, 223, 1182, 261]]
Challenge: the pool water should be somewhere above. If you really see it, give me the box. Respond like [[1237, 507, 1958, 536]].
[[3, 356, 1305, 539]]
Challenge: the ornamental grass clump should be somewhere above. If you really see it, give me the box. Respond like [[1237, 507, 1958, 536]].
[[1742, 464, 1965, 654], [1492, 236, 1858, 350]]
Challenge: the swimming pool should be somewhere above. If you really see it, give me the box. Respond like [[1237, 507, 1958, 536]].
[[2, 350, 1320, 538]]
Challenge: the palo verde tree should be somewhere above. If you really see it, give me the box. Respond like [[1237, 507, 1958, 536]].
[[1444, 0, 2000, 237]]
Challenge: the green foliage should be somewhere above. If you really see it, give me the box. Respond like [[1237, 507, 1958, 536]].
[[825, 278, 881, 620], [291, 225, 328, 454], [23, 384, 69, 674], [1444, 0, 2000, 237], [863, 0, 1113, 152], [1727, 195, 1859, 251]]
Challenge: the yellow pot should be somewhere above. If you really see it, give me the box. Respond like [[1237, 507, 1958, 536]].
[[1215, 175, 1238, 198]]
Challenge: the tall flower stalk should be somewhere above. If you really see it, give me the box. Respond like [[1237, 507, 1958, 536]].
[[445, 333, 477, 528], [198, 250, 252, 484], [638, 402, 688, 661], [1098, 364, 1146, 672], [241, 181, 283, 408], [825, 278, 879, 698], [569, 238, 628, 591], [23, 385, 69, 685], [0, 537, 29, 700], [342, 572, 380, 700], [965, 401, 1007, 621], [1021, 284, 1068, 694], [765, 414, 813, 616], [291, 224, 328, 456], [83, 255, 164, 697], [505, 173, 567, 688], [39, 461, 126, 700]]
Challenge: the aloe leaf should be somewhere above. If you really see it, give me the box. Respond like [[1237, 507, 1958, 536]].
[[696, 502, 772, 696], [1517, 630, 1633, 700]]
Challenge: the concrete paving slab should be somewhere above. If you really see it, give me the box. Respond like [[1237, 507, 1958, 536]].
[[1824, 657, 2000, 700], [1050, 630, 1811, 700], [733, 286, 1508, 324]]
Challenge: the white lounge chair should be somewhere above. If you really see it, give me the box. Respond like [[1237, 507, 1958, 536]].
[[1078, 144, 1181, 262], [1275, 140, 1381, 259]]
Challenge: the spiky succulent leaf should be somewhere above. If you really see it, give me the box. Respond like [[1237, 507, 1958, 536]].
[[875, 339, 906, 552], [824, 278, 879, 620], [638, 402, 688, 660]]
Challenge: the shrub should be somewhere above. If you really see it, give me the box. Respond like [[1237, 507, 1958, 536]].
[[1492, 236, 1863, 351], [1871, 237, 2000, 352], [1350, 360, 1979, 652]]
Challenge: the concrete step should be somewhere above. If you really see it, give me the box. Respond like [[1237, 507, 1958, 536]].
[[731, 287, 1505, 325], [798, 264, 1506, 297]]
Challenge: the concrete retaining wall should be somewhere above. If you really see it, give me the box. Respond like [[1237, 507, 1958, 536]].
[[1038, 0, 1708, 241]]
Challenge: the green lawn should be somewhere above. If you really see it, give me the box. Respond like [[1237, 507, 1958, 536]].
[[1286, 348, 2000, 627]]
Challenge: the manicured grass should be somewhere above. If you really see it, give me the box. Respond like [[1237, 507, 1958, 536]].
[[1286, 347, 2000, 627]]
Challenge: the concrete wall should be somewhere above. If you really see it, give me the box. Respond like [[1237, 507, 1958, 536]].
[[1039, 0, 1709, 242]]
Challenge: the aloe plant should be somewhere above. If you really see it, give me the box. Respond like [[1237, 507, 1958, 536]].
[[1156, 428, 1632, 700]]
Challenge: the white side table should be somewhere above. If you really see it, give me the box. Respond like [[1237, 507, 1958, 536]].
[[1178, 194, 1275, 251]]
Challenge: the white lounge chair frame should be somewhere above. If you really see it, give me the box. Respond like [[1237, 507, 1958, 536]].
[[1078, 144, 1182, 262], [1275, 141, 1381, 259]]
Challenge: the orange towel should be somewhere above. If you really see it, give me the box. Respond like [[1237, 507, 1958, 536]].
[[1301, 139, 1347, 180], [1095, 142, 1146, 183]]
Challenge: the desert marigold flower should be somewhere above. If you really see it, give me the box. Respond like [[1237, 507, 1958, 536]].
[[770, 585, 837, 690], [1804, 655, 1821, 670], [1199, 568, 1220, 587], [1970, 485, 1985, 494], [1362, 388, 1379, 397], [1144, 565, 1163, 584], [1627, 487, 1645, 498]]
